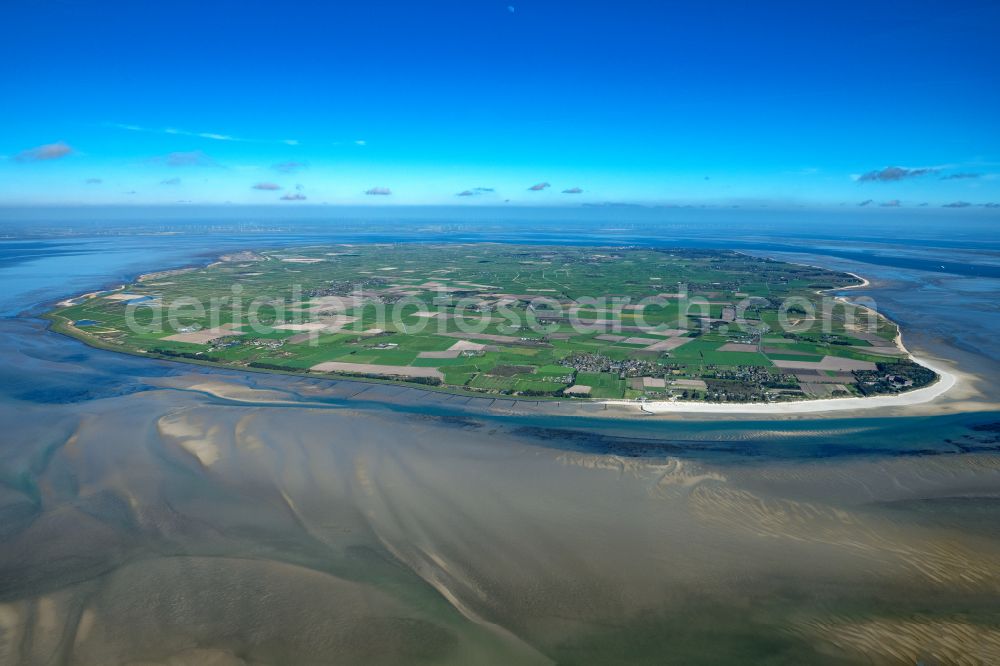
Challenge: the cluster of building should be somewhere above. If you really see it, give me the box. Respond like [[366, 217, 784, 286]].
[[559, 352, 662, 378]]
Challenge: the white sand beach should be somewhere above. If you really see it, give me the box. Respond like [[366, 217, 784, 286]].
[[603, 354, 961, 415]]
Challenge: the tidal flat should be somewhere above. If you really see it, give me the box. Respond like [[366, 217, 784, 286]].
[[1, 325, 999, 664]]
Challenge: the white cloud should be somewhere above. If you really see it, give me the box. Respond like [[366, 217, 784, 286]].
[[108, 122, 299, 146]]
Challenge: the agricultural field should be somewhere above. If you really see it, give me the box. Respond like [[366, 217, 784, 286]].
[[45, 244, 936, 402]]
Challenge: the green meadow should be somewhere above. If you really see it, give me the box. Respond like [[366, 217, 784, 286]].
[[47, 244, 930, 402]]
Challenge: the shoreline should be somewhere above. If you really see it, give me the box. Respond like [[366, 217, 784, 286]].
[[602, 354, 957, 415], [605, 261, 958, 414], [43, 249, 968, 417]]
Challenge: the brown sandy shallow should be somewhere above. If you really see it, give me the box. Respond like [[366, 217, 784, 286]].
[[797, 617, 1000, 665], [0, 367, 998, 664]]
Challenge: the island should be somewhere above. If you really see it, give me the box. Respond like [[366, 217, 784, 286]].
[[45, 244, 938, 404]]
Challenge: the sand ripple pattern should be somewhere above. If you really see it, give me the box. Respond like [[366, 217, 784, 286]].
[[690, 484, 1000, 588], [800, 617, 1000, 665]]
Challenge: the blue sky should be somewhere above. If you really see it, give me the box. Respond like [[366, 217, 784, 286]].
[[2, 0, 998, 208]]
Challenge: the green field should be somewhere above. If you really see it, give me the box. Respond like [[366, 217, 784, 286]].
[[45, 244, 935, 402]]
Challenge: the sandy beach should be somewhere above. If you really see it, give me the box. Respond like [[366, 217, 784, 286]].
[[604, 353, 961, 415]]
